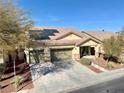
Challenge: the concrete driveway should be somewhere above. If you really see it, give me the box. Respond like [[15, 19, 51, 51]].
[[17, 60, 124, 93], [17, 60, 97, 93]]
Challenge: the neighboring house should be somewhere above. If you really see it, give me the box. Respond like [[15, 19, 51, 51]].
[[27, 27, 116, 63]]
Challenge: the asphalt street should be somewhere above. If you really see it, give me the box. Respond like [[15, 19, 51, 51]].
[[68, 76, 124, 93]]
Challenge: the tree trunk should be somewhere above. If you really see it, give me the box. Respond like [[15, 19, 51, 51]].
[[107, 57, 110, 63], [11, 52, 17, 92], [107, 55, 112, 63], [13, 57, 17, 92], [0, 75, 2, 93], [13, 54, 17, 92]]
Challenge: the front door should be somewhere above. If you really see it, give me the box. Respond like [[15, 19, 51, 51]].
[[91, 47, 95, 55]]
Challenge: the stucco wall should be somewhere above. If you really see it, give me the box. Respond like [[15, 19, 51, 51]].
[[72, 46, 80, 60], [60, 34, 81, 40], [0, 58, 3, 63], [81, 40, 98, 46]]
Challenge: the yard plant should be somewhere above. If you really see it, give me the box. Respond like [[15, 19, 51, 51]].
[[80, 58, 91, 65], [13, 75, 24, 87], [103, 36, 124, 63], [107, 62, 113, 69]]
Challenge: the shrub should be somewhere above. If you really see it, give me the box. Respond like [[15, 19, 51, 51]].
[[0, 63, 5, 74], [44, 55, 50, 62], [80, 58, 91, 65], [13, 75, 24, 86], [107, 62, 113, 69], [120, 57, 124, 64], [120, 60, 124, 64]]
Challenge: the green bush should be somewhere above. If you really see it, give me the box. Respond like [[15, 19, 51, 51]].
[[120, 61, 124, 64], [13, 75, 24, 86], [80, 58, 91, 65], [120, 57, 124, 64], [107, 62, 113, 69], [0, 63, 5, 74]]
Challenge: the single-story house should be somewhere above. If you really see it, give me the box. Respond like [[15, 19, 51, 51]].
[[26, 27, 116, 63]]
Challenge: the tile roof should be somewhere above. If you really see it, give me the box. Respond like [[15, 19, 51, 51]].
[[42, 40, 78, 46], [31, 27, 85, 39], [30, 27, 116, 46], [82, 31, 117, 41]]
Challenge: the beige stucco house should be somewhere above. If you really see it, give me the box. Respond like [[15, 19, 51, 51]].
[[27, 27, 116, 63]]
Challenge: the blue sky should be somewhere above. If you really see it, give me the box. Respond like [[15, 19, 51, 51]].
[[17, 0, 124, 32]]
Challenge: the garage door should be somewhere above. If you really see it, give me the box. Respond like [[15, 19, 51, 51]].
[[51, 48, 72, 61]]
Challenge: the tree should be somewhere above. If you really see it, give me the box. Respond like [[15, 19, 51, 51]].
[[0, 0, 33, 92], [119, 27, 124, 62], [103, 36, 123, 62]]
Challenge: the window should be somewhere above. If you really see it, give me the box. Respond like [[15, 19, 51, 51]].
[[80, 46, 95, 57]]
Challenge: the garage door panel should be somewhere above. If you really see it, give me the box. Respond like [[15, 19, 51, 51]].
[[51, 48, 72, 61]]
